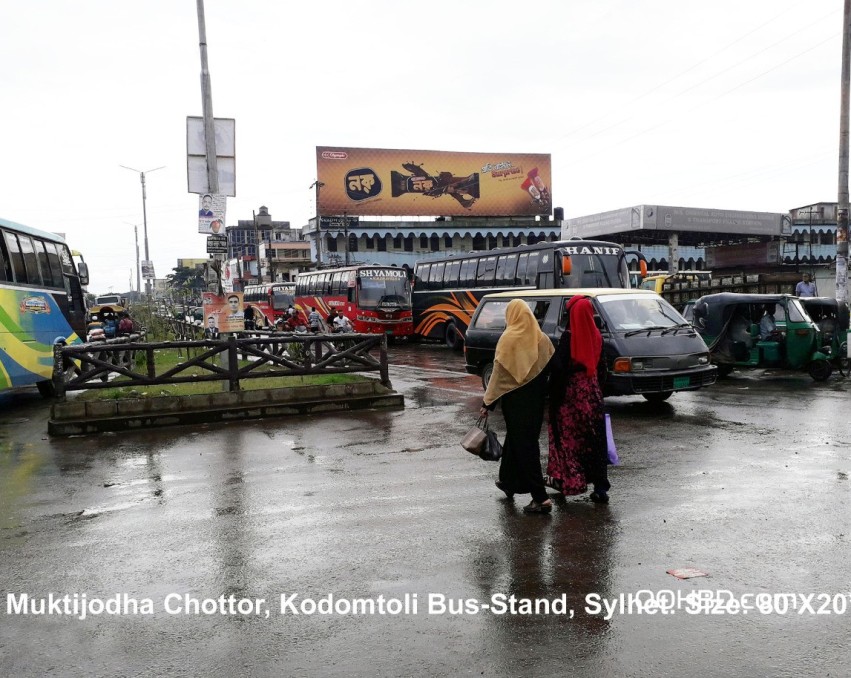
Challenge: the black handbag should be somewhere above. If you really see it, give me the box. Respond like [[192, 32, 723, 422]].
[[479, 429, 503, 462]]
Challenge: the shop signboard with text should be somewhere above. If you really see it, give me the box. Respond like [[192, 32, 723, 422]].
[[316, 146, 552, 218]]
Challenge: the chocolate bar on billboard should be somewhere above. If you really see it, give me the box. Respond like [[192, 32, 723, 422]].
[[391, 162, 480, 209]]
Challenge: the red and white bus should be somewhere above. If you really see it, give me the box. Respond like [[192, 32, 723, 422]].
[[242, 282, 296, 327], [294, 265, 413, 336]]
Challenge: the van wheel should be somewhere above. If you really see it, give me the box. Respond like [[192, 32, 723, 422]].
[[642, 391, 673, 403], [808, 359, 832, 381], [445, 322, 463, 351], [481, 362, 494, 390]]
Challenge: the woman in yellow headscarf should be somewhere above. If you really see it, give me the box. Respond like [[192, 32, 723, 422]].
[[481, 299, 555, 513]]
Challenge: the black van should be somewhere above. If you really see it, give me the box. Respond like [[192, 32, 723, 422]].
[[464, 288, 717, 402]]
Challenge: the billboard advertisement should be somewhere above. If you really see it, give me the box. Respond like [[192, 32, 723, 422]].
[[316, 146, 552, 218]]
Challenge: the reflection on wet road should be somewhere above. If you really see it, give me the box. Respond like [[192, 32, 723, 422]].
[[1, 343, 850, 676]]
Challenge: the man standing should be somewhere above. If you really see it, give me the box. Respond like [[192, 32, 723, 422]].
[[307, 307, 322, 333], [795, 272, 817, 297]]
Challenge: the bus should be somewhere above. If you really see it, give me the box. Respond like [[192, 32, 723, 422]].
[[242, 282, 296, 327], [294, 265, 413, 337], [413, 238, 647, 349], [0, 217, 90, 396]]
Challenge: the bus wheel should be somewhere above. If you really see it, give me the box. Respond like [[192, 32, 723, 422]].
[[36, 380, 55, 399], [481, 362, 494, 390], [445, 323, 463, 351], [808, 359, 832, 381], [642, 391, 673, 403]]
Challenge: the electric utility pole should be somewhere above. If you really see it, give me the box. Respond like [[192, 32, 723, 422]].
[[837, 0, 850, 303]]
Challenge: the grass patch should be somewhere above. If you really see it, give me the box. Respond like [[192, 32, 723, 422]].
[[74, 372, 368, 401], [76, 347, 369, 401]]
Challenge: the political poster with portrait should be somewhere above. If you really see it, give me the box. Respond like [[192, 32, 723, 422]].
[[198, 193, 227, 234], [202, 291, 244, 333]]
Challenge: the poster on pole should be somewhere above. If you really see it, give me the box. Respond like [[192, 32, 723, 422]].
[[202, 292, 244, 333], [187, 117, 236, 196], [198, 193, 227, 234], [141, 260, 155, 280]]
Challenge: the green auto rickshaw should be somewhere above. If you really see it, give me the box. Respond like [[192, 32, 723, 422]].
[[800, 296, 850, 376], [691, 292, 833, 381]]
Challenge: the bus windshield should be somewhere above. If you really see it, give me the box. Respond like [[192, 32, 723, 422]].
[[358, 269, 411, 310], [560, 250, 630, 289], [271, 286, 295, 310]]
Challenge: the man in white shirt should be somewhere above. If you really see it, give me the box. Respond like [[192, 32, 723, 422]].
[[795, 272, 817, 297]]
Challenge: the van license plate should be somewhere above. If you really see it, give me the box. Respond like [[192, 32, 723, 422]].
[[673, 376, 690, 389]]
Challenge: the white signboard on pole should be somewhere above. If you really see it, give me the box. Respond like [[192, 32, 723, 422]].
[[141, 260, 155, 280], [186, 117, 236, 196]]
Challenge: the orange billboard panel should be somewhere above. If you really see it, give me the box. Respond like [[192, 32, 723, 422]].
[[316, 146, 552, 218]]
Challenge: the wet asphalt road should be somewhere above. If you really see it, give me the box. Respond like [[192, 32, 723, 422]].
[[1, 344, 850, 677]]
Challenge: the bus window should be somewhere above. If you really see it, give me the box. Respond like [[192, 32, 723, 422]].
[[460, 259, 477, 287], [19, 236, 41, 285], [4, 232, 26, 283], [444, 260, 461, 287], [331, 272, 344, 294], [43, 241, 64, 287], [525, 252, 541, 286], [476, 256, 497, 285], [429, 262, 445, 290], [495, 254, 518, 286], [515, 253, 528, 285], [415, 264, 431, 289], [35, 240, 54, 287]]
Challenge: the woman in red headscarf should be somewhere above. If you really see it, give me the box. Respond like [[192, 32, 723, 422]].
[[545, 296, 610, 502]]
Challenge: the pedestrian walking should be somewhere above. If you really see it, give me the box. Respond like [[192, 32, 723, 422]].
[[481, 298, 555, 514], [545, 296, 610, 503]]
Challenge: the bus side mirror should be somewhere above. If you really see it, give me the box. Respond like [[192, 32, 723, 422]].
[[561, 257, 572, 275], [78, 262, 89, 286], [640, 260, 648, 277]]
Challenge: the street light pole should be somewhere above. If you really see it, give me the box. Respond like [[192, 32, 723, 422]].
[[125, 222, 141, 296], [309, 180, 324, 265], [120, 164, 164, 299]]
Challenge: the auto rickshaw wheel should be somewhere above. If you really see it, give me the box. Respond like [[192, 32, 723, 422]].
[[807, 359, 833, 382], [642, 391, 673, 403], [838, 342, 850, 377]]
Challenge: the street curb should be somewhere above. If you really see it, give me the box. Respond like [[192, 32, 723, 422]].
[[47, 380, 404, 436]]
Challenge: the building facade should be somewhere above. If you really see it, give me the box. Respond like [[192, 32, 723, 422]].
[[301, 216, 562, 271]]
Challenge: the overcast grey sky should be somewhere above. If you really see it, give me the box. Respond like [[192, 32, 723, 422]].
[[0, 0, 843, 294]]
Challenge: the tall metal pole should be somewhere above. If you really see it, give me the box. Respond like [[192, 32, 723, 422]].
[[837, 0, 851, 303], [124, 222, 141, 296], [197, 0, 218, 195], [120, 165, 164, 299]]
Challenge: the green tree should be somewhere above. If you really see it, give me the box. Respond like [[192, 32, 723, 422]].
[[166, 266, 206, 301]]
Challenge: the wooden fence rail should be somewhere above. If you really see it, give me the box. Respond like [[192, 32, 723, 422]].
[[52, 332, 391, 401]]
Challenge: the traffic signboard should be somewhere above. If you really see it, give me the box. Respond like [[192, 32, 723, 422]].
[[206, 235, 228, 254]]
